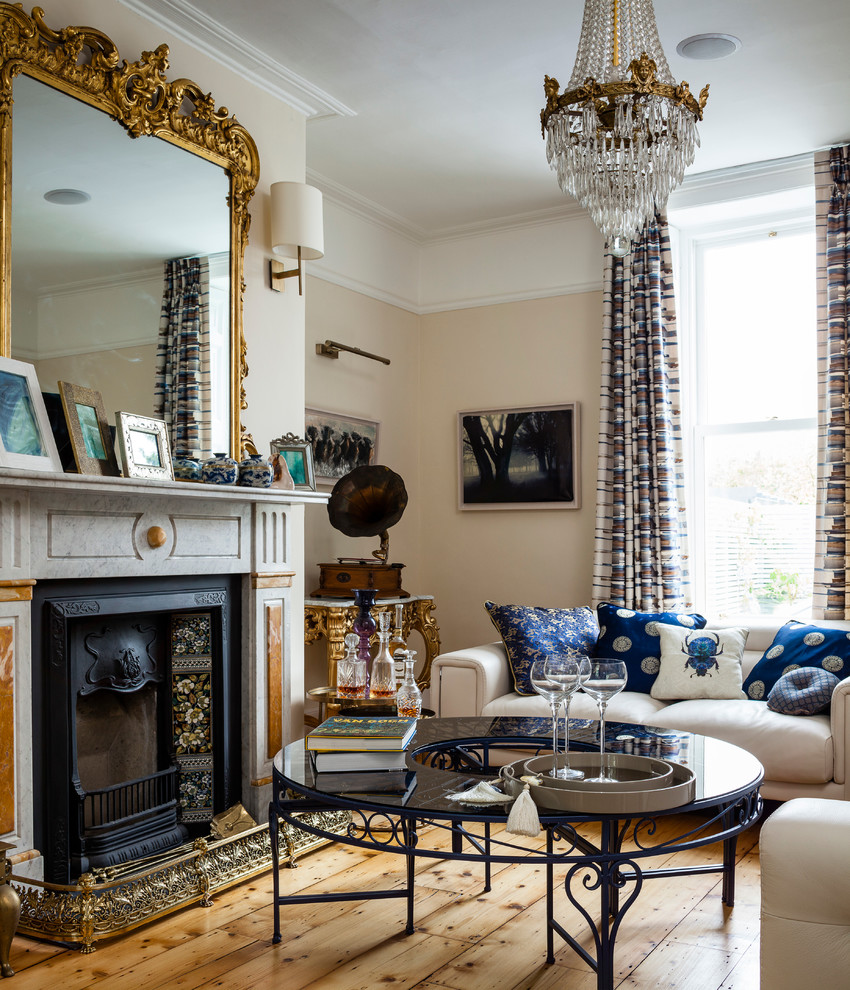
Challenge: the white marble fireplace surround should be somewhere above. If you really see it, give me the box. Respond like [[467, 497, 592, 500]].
[[0, 468, 328, 879]]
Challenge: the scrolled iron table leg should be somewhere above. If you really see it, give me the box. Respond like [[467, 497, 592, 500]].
[[269, 802, 282, 944]]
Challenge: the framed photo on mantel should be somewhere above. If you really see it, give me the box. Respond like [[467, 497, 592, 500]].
[[0, 356, 63, 472], [58, 381, 120, 477], [458, 402, 580, 510]]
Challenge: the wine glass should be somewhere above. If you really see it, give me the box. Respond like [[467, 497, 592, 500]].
[[530, 659, 567, 777], [544, 653, 590, 779], [581, 660, 627, 782]]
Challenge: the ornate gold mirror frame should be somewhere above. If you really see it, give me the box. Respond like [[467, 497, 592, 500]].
[[0, 3, 260, 457]]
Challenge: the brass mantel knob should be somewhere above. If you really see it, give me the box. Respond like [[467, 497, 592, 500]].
[[147, 526, 167, 549]]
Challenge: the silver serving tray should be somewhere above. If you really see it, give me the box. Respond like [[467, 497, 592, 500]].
[[500, 754, 696, 814]]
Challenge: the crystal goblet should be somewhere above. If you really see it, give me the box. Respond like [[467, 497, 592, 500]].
[[581, 660, 628, 782], [530, 658, 567, 777]]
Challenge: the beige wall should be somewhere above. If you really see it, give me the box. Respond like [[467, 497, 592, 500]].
[[418, 292, 603, 653], [304, 280, 604, 686], [303, 278, 422, 689]]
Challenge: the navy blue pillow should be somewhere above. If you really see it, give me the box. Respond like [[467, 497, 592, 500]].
[[594, 603, 708, 694], [766, 667, 840, 716], [743, 621, 850, 700], [484, 602, 599, 696]]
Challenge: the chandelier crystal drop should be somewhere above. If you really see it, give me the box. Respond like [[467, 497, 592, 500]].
[[540, 0, 709, 254]]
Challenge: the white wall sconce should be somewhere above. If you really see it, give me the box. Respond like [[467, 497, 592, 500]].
[[269, 181, 324, 295]]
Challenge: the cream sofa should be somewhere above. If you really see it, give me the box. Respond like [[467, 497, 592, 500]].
[[760, 798, 850, 987], [431, 617, 850, 802]]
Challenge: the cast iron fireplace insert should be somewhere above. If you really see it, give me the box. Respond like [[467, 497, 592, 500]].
[[31, 574, 241, 885]]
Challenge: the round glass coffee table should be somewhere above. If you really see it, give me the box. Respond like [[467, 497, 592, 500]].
[[270, 716, 763, 990]]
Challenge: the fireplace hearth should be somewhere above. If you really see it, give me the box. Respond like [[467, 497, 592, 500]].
[[32, 575, 241, 884]]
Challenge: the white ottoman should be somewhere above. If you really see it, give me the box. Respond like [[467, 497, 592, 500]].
[[760, 797, 850, 988]]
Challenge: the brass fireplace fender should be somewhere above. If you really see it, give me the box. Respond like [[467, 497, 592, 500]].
[[11, 812, 347, 952]]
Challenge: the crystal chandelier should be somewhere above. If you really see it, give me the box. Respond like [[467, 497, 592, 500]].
[[541, 0, 709, 255]]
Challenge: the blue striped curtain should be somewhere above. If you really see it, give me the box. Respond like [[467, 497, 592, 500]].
[[813, 146, 850, 619], [154, 257, 212, 459], [592, 214, 691, 610]]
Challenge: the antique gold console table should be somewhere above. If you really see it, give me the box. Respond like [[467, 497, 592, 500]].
[[304, 594, 441, 699]]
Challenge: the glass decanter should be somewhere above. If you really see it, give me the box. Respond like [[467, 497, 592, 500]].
[[389, 603, 407, 688], [370, 612, 396, 699], [336, 632, 367, 699], [395, 650, 422, 718], [352, 588, 377, 696]]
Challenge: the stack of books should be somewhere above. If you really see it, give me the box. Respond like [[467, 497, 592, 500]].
[[306, 715, 418, 773]]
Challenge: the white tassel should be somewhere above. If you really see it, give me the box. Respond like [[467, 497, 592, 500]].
[[449, 780, 509, 804], [506, 783, 540, 837]]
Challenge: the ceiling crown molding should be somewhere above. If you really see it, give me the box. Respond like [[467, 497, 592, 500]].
[[116, 0, 355, 119]]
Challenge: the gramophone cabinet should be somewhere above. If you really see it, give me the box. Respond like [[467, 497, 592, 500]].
[[312, 561, 408, 598]]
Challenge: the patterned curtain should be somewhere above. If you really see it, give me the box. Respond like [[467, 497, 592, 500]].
[[154, 257, 212, 459], [592, 213, 690, 610], [813, 146, 850, 619]]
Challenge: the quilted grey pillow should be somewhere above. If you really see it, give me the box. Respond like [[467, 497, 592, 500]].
[[766, 666, 840, 716]]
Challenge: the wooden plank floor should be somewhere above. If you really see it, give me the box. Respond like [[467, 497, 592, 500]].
[[7, 812, 764, 990]]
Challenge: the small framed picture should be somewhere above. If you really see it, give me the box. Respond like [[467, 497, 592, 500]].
[[58, 381, 120, 477], [116, 412, 174, 481], [305, 408, 379, 484], [270, 433, 316, 491], [0, 356, 63, 472], [459, 402, 580, 510]]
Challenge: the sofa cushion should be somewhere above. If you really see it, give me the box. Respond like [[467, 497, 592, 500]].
[[594, 603, 707, 694], [483, 602, 598, 696], [651, 699, 834, 784], [650, 626, 748, 701], [743, 620, 850, 700], [767, 667, 840, 716]]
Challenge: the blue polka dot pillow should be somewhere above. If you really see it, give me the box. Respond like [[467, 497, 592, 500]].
[[766, 667, 840, 716], [594, 603, 708, 694], [743, 621, 850, 700], [484, 602, 599, 696]]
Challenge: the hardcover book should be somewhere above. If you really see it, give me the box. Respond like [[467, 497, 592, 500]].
[[312, 748, 410, 772], [306, 715, 418, 752]]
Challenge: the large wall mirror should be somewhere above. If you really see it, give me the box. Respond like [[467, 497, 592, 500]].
[[0, 3, 260, 460]]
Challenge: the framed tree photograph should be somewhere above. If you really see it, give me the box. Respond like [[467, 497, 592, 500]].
[[458, 403, 580, 510], [58, 381, 120, 477], [305, 408, 379, 484], [115, 411, 173, 481], [270, 433, 316, 491], [0, 356, 63, 472]]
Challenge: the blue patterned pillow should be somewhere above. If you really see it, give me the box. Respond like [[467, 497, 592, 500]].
[[484, 602, 599, 696], [743, 621, 850, 700], [594, 603, 707, 694], [766, 667, 840, 716]]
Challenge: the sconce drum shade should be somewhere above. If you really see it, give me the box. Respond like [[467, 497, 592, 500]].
[[328, 465, 408, 539], [270, 181, 324, 260]]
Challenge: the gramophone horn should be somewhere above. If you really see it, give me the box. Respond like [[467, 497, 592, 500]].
[[327, 465, 408, 562]]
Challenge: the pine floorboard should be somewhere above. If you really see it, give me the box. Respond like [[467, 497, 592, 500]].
[[7, 812, 765, 990]]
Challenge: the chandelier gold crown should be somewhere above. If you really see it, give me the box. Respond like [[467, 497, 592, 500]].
[[541, 0, 709, 256]]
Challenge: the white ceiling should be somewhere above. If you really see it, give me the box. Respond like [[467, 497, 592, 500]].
[[120, 0, 850, 239]]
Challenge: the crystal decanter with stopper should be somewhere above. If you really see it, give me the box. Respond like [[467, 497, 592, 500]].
[[389, 603, 407, 688], [336, 632, 367, 699], [370, 612, 396, 699], [395, 649, 422, 718]]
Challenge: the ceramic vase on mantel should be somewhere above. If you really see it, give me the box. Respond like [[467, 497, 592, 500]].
[[202, 452, 239, 485], [238, 453, 272, 488], [351, 588, 377, 697]]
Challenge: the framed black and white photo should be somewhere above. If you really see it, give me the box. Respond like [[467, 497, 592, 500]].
[[116, 411, 173, 481], [0, 356, 63, 472], [305, 408, 379, 484], [458, 402, 580, 510], [270, 433, 316, 491], [59, 381, 120, 477]]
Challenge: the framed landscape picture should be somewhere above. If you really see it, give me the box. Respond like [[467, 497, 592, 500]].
[[58, 381, 120, 477], [458, 402, 580, 510], [115, 412, 173, 481], [0, 356, 63, 472], [305, 408, 379, 484]]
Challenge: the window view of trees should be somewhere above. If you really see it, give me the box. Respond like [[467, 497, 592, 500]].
[[461, 407, 576, 505]]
